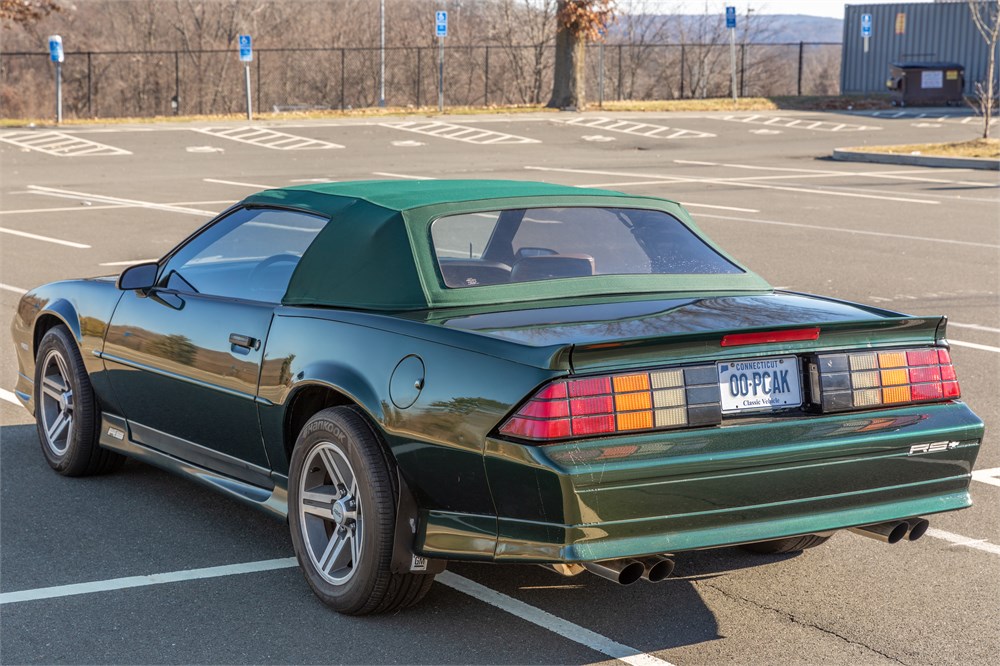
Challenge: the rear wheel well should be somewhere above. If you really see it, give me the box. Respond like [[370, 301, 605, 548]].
[[284, 385, 353, 462]]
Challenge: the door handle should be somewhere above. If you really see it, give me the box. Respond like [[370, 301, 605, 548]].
[[229, 333, 260, 351]]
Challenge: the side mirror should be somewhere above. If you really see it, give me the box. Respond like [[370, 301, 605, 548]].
[[117, 262, 158, 291]]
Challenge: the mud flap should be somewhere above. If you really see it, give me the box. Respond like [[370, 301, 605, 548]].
[[390, 469, 446, 574]]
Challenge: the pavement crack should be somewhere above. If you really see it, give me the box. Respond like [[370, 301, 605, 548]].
[[701, 582, 910, 665]]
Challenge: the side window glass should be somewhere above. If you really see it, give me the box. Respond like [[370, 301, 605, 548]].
[[161, 207, 328, 302]]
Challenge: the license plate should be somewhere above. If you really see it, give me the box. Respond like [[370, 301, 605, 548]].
[[717, 356, 802, 414]]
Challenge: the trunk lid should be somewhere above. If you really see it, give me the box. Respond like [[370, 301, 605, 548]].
[[435, 291, 944, 372]]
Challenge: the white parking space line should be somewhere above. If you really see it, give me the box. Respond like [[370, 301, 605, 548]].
[[0, 204, 130, 215], [0, 389, 20, 405], [380, 121, 540, 145], [372, 171, 436, 180], [438, 572, 675, 666], [192, 127, 344, 150], [972, 467, 1000, 488], [673, 160, 997, 189], [0, 227, 90, 249], [722, 115, 881, 132], [949, 340, 1000, 353], [203, 178, 278, 189], [1, 283, 28, 294], [694, 213, 997, 249], [562, 117, 715, 140], [525, 166, 940, 205], [0, 558, 299, 605], [99, 259, 158, 267], [949, 322, 1000, 334], [0, 131, 131, 156], [925, 528, 1000, 556], [26, 186, 216, 217]]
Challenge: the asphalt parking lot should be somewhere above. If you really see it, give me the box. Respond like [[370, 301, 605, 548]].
[[1, 108, 998, 665]]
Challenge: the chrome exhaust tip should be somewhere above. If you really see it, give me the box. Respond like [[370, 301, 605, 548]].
[[906, 517, 930, 541], [583, 559, 645, 585], [849, 520, 909, 544], [639, 556, 675, 583]]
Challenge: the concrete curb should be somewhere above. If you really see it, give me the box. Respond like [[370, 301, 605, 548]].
[[832, 148, 999, 170]]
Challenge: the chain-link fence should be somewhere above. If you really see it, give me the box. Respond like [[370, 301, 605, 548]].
[[1, 42, 841, 120]]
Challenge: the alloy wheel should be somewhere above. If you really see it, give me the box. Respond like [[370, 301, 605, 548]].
[[39, 349, 74, 456], [298, 442, 363, 585]]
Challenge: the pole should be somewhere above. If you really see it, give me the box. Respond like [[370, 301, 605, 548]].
[[729, 27, 737, 104], [484, 46, 489, 106], [174, 51, 180, 114], [797, 41, 804, 96], [617, 44, 623, 100], [680, 44, 685, 99], [379, 0, 386, 107], [739, 43, 746, 97], [340, 48, 346, 110], [598, 41, 605, 108], [416, 48, 422, 108], [438, 37, 444, 112], [87, 52, 93, 117], [55, 62, 63, 124], [244, 63, 252, 120]]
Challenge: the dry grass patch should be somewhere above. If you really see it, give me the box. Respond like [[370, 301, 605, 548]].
[[855, 138, 1000, 159]]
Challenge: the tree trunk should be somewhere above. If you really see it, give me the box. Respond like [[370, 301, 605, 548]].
[[547, 25, 586, 109]]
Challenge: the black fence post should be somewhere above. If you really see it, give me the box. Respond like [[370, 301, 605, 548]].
[[174, 51, 180, 114], [739, 43, 746, 97], [617, 44, 623, 101], [256, 53, 262, 114], [87, 52, 93, 117], [797, 41, 804, 96], [340, 48, 346, 110], [484, 46, 489, 106], [416, 48, 422, 107], [680, 44, 685, 99]]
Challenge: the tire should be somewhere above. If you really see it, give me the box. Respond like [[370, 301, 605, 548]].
[[740, 534, 831, 555], [288, 406, 437, 615], [34, 325, 125, 476]]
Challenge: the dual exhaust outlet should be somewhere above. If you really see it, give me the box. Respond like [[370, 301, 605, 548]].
[[582, 555, 675, 585], [849, 516, 929, 544]]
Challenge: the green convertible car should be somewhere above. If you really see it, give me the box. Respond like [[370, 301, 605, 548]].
[[10, 180, 984, 614]]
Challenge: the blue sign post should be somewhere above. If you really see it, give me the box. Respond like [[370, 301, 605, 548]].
[[861, 13, 872, 53], [725, 8, 737, 102], [48, 35, 64, 123], [238, 35, 253, 120], [436, 11, 448, 111]]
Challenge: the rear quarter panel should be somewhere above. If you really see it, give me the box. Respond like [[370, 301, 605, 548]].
[[256, 309, 562, 523]]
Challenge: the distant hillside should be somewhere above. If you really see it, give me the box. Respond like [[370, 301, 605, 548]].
[[611, 14, 844, 44]]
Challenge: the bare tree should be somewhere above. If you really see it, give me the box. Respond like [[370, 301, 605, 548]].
[[968, 0, 1000, 139], [547, 0, 615, 109], [486, 0, 557, 104], [0, 0, 58, 26]]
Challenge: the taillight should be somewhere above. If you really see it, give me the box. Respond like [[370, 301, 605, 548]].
[[809, 348, 960, 413], [499, 365, 722, 442]]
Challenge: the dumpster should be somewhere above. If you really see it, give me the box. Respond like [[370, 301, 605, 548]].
[[886, 62, 965, 106]]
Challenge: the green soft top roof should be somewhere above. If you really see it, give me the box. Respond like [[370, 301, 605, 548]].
[[241, 180, 770, 311]]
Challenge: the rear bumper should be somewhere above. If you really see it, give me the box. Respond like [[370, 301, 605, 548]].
[[418, 402, 983, 562]]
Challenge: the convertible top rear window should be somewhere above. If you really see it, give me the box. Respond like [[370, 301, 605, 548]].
[[431, 207, 742, 289]]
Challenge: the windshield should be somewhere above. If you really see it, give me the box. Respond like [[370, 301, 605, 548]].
[[430, 207, 742, 288]]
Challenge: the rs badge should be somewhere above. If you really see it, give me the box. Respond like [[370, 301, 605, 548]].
[[909, 441, 960, 455]]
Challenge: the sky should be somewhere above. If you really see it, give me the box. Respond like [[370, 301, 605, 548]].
[[657, 0, 938, 19]]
